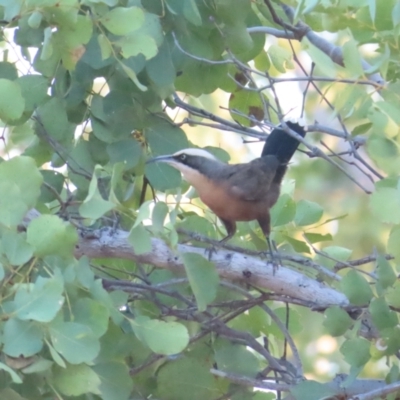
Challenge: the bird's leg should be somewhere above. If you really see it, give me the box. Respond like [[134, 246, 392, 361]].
[[258, 215, 281, 272], [205, 219, 236, 260], [266, 235, 281, 273]]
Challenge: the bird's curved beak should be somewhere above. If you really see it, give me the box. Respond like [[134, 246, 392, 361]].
[[146, 154, 174, 165]]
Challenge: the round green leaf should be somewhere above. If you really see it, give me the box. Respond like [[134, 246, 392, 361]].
[[294, 199, 323, 226], [369, 297, 398, 331], [376, 255, 397, 289], [341, 270, 373, 306], [72, 298, 110, 338], [214, 342, 260, 377], [50, 321, 100, 364], [17, 75, 49, 113], [3, 318, 43, 357], [323, 306, 353, 337], [26, 215, 78, 258], [182, 253, 219, 312], [101, 7, 144, 36], [152, 201, 169, 232], [27, 11, 42, 29], [131, 316, 189, 355], [106, 138, 142, 169], [118, 34, 158, 60], [93, 361, 133, 400], [0, 156, 43, 227], [157, 357, 220, 400], [340, 338, 370, 368], [291, 381, 335, 400], [2, 231, 33, 266], [128, 224, 152, 255], [370, 187, 400, 224], [270, 193, 296, 227], [0, 79, 25, 122], [54, 364, 101, 397], [229, 90, 264, 127], [14, 276, 64, 322]]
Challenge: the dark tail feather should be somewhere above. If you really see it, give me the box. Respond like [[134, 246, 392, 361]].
[[261, 121, 306, 163]]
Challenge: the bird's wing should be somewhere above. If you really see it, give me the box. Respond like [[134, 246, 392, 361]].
[[224, 156, 280, 202]]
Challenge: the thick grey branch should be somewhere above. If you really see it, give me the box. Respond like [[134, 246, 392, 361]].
[[73, 226, 348, 308]]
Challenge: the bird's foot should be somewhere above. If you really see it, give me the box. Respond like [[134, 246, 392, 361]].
[[204, 244, 219, 261], [264, 238, 282, 274]]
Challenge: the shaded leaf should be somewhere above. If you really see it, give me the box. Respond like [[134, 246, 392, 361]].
[[182, 252, 219, 311]]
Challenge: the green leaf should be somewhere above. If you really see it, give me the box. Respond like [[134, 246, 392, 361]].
[[183, 0, 202, 25], [388, 225, 400, 262], [271, 193, 296, 227], [118, 34, 158, 60], [72, 298, 109, 338], [145, 119, 189, 155], [54, 364, 101, 397], [118, 60, 148, 91], [229, 90, 264, 127], [291, 381, 335, 400], [2, 230, 33, 265], [145, 162, 182, 191], [128, 224, 152, 255], [340, 337, 370, 367], [294, 199, 323, 226], [36, 97, 74, 143], [0, 156, 43, 227], [268, 44, 293, 73], [341, 270, 374, 306], [304, 37, 339, 77], [13, 275, 64, 322], [254, 50, 271, 71], [0, 79, 25, 123], [323, 307, 353, 336], [0, 362, 22, 384], [303, 232, 333, 243], [40, 170, 65, 203], [146, 40, 176, 87], [41, 26, 54, 60], [152, 201, 169, 232], [370, 187, 400, 224], [214, 341, 260, 377], [386, 283, 400, 308], [107, 138, 142, 170], [157, 357, 220, 400], [17, 75, 48, 114], [97, 34, 112, 60], [131, 316, 189, 355], [79, 166, 115, 219], [369, 297, 398, 331], [0, 62, 18, 80], [342, 39, 364, 77], [3, 318, 43, 357], [49, 321, 100, 364], [316, 245, 352, 269], [22, 358, 53, 374], [283, 235, 310, 253], [376, 255, 397, 289], [101, 7, 145, 36], [26, 215, 78, 258], [93, 361, 133, 400], [182, 253, 219, 311], [28, 10, 42, 29]]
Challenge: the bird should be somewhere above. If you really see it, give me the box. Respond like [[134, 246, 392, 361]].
[[147, 122, 306, 256]]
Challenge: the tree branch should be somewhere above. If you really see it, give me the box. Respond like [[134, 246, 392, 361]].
[[71, 225, 349, 308]]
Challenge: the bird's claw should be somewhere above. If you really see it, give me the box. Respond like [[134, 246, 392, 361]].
[[205, 244, 218, 261]]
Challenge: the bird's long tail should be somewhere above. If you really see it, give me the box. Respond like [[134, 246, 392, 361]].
[[261, 121, 306, 163]]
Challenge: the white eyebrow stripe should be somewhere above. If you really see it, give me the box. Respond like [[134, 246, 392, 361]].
[[173, 148, 218, 161]]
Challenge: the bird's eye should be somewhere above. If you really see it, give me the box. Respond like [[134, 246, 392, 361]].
[[179, 154, 187, 161]]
